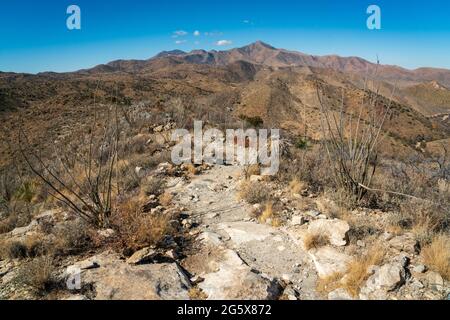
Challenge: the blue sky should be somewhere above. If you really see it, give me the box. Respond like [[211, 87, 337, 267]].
[[0, 0, 449, 73]]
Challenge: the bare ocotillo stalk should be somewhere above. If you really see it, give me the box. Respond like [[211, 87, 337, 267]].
[[317, 66, 395, 205]]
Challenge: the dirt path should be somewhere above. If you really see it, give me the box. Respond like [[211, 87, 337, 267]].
[[168, 164, 320, 300]]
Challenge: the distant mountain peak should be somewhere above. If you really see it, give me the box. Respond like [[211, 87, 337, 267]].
[[241, 41, 277, 50], [154, 50, 186, 58]]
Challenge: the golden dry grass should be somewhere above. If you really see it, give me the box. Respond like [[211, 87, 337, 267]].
[[243, 164, 260, 179], [288, 177, 305, 195], [316, 272, 344, 297], [421, 234, 450, 280], [159, 191, 173, 207], [238, 181, 270, 204], [341, 245, 385, 297], [259, 202, 274, 223], [303, 232, 330, 251], [112, 197, 174, 251], [188, 287, 208, 300], [315, 244, 385, 298]]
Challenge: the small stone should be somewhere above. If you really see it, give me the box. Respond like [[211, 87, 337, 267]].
[[98, 229, 115, 238], [290, 216, 305, 226], [357, 240, 366, 247], [412, 264, 427, 274], [425, 271, 444, 291], [126, 247, 157, 265], [306, 210, 320, 218], [249, 175, 263, 182], [382, 232, 394, 241], [328, 288, 354, 300], [283, 286, 298, 300]]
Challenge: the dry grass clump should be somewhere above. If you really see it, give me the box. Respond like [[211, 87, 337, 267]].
[[239, 181, 270, 204], [52, 219, 93, 255], [112, 197, 174, 251], [341, 245, 385, 297], [288, 178, 306, 195], [184, 163, 198, 176], [303, 232, 330, 251], [188, 287, 208, 300], [316, 245, 385, 298], [159, 191, 173, 207], [15, 255, 55, 292], [0, 234, 49, 260], [421, 234, 450, 280], [316, 272, 344, 297], [141, 176, 166, 197], [243, 164, 261, 179], [388, 199, 449, 245]]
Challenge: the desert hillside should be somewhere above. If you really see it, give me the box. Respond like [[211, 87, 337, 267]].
[[0, 42, 449, 301]]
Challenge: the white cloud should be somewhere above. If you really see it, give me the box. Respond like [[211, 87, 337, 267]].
[[175, 40, 187, 44], [172, 30, 188, 38], [193, 30, 200, 36], [216, 40, 233, 46]]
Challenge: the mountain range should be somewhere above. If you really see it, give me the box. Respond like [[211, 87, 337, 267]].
[[1, 41, 449, 165]]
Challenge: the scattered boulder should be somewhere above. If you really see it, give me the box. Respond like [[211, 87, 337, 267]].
[[424, 271, 445, 292], [199, 249, 281, 300], [360, 262, 406, 299], [290, 216, 306, 226], [308, 219, 350, 247], [126, 247, 157, 265], [412, 264, 427, 274], [71, 252, 191, 300], [328, 288, 354, 300], [309, 246, 352, 278], [218, 222, 275, 245], [388, 233, 419, 253]]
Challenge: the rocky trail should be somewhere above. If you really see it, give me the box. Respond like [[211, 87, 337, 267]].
[[168, 164, 319, 300]]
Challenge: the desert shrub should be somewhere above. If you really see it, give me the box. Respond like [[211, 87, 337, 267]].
[[15, 256, 55, 292], [0, 168, 21, 210], [1, 241, 28, 259], [238, 115, 264, 128], [277, 145, 330, 190], [243, 164, 260, 179], [0, 234, 48, 260], [117, 163, 141, 192], [317, 76, 393, 205], [52, 220, 92, 255], [421, 234, 450, 280], [294, 137, 309, 150], [159, 191, 173, 207], [288, 177, 306, 195], [20, 107, 124, 228], [112, 197, 174, 251], [387, 199, 449, 244], [239, 181, 270, 204], [141, 176, 166, 197], [303, 233, 330, 250], [14, 181, 37, 203]]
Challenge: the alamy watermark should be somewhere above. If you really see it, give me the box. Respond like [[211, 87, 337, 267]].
[[67, 5, 81, 30], [171, 121, 280, 175], [367, 5, 381, 30]]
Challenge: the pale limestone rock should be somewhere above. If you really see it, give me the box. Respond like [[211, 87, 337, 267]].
[[199, 249, 280, 300], [308, 219, 350, 247], [126, 247, 157, 265], [309, 246, 352, 278]]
